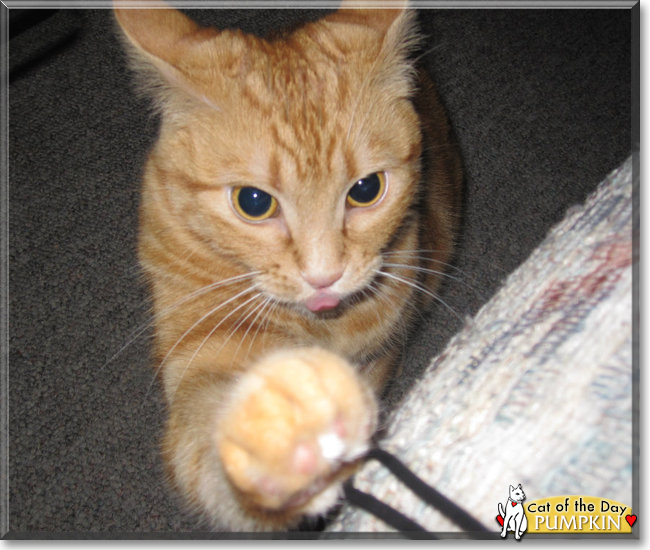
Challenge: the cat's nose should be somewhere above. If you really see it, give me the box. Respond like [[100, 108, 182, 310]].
[[301, 269, 343, 290]]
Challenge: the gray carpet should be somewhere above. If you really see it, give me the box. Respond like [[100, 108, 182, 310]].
[[7, 5, 633, 535]]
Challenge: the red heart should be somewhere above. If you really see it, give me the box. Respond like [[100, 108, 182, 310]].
[[626, 515, 637, 527], [512, 502, 517, 507], [496, 515, 504, 526]]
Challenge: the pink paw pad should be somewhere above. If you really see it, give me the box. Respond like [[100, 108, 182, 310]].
[[292, 443, 318, 474]]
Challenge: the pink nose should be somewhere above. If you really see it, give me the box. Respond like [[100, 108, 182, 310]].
[[302, 270, 343, 290]]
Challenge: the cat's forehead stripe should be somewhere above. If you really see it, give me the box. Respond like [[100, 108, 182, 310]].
[[267, 152, 281, 191]]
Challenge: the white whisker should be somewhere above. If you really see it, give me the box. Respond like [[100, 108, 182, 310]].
[[242, 296, 277, 364], [169, 292, 265, 401], [383, 261, 459, 281], [259, 297, 280, 339], [101, 271, 261, 372], [382, 249, 462, 270], [145, 285, 259, 400], [382, 249, 490, 294], [230, 296, 273, 363], [382, 262, 482, 297], [412, 41, 445, 65], [377, 269, 464, 323]]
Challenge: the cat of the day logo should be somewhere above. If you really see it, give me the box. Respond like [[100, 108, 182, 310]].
[[497, 484, 528, 540], [496, 486, 636, 538]]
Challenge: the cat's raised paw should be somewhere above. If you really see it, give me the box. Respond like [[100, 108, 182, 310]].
[[217, 347, 377, 514]]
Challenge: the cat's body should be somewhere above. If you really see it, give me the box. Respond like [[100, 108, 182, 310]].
[[115, 1, 462, 531], [498, 484, 528, 540]]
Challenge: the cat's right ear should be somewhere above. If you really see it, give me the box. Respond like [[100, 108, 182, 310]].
[[114, 0, 219, 112]]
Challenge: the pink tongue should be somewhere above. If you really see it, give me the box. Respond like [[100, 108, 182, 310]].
[[306, 292, 341, 312]]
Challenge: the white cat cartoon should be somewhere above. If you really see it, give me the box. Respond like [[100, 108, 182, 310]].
[[497, 484, 528, 540]]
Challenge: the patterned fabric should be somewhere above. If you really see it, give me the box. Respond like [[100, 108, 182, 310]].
[[328, 156, 635, 533]]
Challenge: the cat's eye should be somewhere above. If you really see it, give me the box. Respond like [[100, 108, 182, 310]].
[[231, 186, 278, 222], [346, 172, 387, 208]]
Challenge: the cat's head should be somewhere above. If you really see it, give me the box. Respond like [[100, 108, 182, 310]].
[[509, 484, 526, 502], [116, 1, 424, 314]]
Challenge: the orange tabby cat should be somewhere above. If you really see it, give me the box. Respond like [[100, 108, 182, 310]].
[[115, 0, 462, 531]]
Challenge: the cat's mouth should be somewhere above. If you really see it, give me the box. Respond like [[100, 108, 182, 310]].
[[265, 269, 385, 319], [301, 293, 346, 320], [299, 283, 380, 320], [305, 291, 341, 313], [299, 268, 391, 319]]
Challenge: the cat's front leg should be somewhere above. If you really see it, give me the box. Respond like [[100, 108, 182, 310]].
[[164, 347, 377, 530], [514, 516, 523, 540], [516, 512, 528, 539]]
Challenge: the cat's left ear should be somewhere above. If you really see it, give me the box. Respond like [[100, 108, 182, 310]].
[[332, 0, 412, 33]]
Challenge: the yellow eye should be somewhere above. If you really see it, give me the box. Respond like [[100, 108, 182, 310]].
[[231, 187, 278, 222], [346, 172, 387, 208]]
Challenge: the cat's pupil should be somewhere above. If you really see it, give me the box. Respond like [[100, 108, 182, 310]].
[[233, 187, 276, 220], [347, 172, 385, 207]]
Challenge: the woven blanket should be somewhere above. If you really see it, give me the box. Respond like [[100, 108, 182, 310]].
[[327, 156, 635, 535]]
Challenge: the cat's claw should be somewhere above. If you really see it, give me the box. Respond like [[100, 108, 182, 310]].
[[217, 347, 377, 514]]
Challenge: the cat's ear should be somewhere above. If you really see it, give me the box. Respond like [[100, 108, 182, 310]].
[[114, 0, 221, 113], [333, 0, 411, 34], [326, 0, 421, 99]]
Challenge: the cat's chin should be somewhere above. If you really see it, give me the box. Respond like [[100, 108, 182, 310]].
[[303, 303, 346, 320]]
